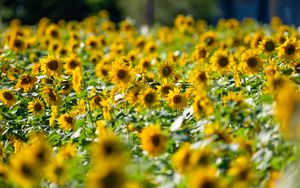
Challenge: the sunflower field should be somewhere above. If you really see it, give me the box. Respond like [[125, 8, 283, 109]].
[[0, 11, 300, 188]]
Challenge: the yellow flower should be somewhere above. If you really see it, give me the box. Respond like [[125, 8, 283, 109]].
[[45, 157, 69, 186], [58, 113, 75, 130], [188, 68, 209, 89], [167, 88, 187, 110], [50, 105, 58, 127], [210, 50, 234, 73], [42, 87, 61, 106], [156, 81, 174, 98], [96, 61, 110, 81], [172, 143, 192, 173], [40, 54, 63, 78], [64, 54, 82, 75], [90, 94, 103, 110], [28, 98, 44, 116], [189, 166, 225, 188], [241, 49, 263, 74], [201, 31, 217, 47], [158, 60, 177, 81], [193, 95, 214, 119], [138, 87, 160, 108], [192, 44, 208, 61], [110, 63, 132, 87], [139, 124, 167, 157], [258, 37, 276, 54], [15, 74, 36, 92], [0, 89, 17, 107], [278, 38, 299, 63], [86, 164, 126, 188], [228, 156, 255, 187]]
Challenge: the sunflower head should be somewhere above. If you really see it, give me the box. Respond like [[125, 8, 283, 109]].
[[15, 74, 36, 92], [40, 54, 63, 78], [259, 37, 276, 54], [110, 63, 131, 87], [139, 124, 168, 157], [0, 89, 17, 107], [42, 87, 61, 106], [241, 50, 263, 74], [211, 50, 233, 73], [64, 55, 82, 75], [278, 38, 299, 63], [58, 113, 75, 130], [167, 88, 187, 110], [139, 87, 159, 108], [158, 60, 176, 80], [28, 98, 44, 116]]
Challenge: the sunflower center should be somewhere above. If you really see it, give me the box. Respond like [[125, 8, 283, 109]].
[[54, 166, 64, 177], [101, 69, 108, 76], [201, 179, 216, 188], [103, 143, 115, 155], [69, 60, 78, 69], [272, 78, 284, 90], [197, 101, 203, 112], [34, 103, 42, 112], [100, 171, 119, 188], [239, 168, 249, 180], [162, 86, 171, 95], [48, 90, 57, 101], [218, 56, 229, 67], [14, 39, 23, 48], [173, 95, 182, 104], [247, 57, 258, 68], [205, 37, 214, 46], [36, 149, 46, 162], [285, 44, 296, 55], [143, 61, 150, 69], [265, 41, 275, 51], [64, 116, 73, 124], [47, 60, 59, 70], [89, 41, 97, 48], [94, 96, 101, 105], [145, 93, 154, 103], [3, 91, 13, 100], [199, 49, 207, 58], [21, 163, 34, 178], [21, 76, 32, 85], [117, 69, 128, 80], [162, 66, 172, 76], [151, 135, 161, 146], [50, 30, 58, 38], [197, 72, 207, 81]]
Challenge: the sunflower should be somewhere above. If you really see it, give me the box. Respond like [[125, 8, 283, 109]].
[[189, 166, 225, 188], [59, 80, 72, 95], [42, 87, 61, 106], [158, 60, 176, 80], [45, 158, 69, 186], [15, 74, 36, 92], [228, 156, 255, 187], [110, 63, 132, 87], [90, 95, 102, 110], [40, 54, 63, 78], [138, 87, 160, 108], [9, 36, 26, 52], [188, 68, 209, 89], [46, 24, 60, 39], [139, 124, 167, 157], [241, 49, 263, 74], [95, 61, 110, 81], [0, 89, 17, 107], [258, 37, 276, 54], [85, 36, 99, 50], [9, 150, 41, 188], [91, 133, 124, 163], [201, 31, 217, 47], [172, 143, 192, 174], [137, 57, 152, 73], [192, 44, 209, 61], [193, 96, 214, 120], [58, 113, 75, 130], [64, 55, 82, 75], [211, 50, 233, 73], [167, 88, 187, 110], [28, 98, 44, 116], [27, 133, 51, 166], [125, 82, 144, 106], [86, 164, 126, 188], [278, 38, 299, 63], [156, 81, 174, 97]]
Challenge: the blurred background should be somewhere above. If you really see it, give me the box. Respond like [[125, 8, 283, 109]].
[[0, 0, 299, 25]]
